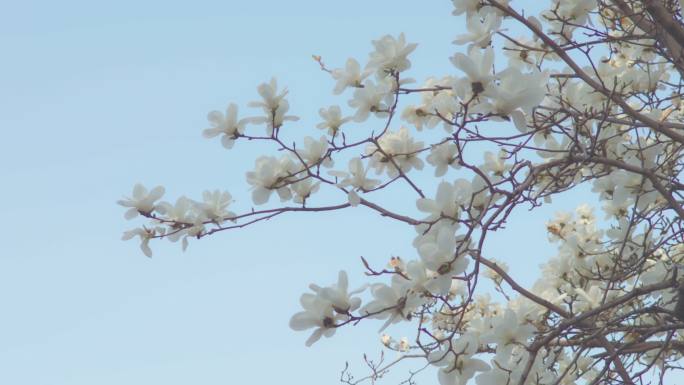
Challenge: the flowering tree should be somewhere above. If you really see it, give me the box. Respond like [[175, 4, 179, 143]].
[[119, 0, 684, 384]]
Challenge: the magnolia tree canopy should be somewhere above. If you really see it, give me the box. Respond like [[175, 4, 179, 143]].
[[119, 0, 684, 384]]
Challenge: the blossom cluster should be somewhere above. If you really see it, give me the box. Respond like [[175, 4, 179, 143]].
[[120, 0, 684, 383]]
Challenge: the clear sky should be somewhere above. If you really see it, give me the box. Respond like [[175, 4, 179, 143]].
[[0, 1, 639, 384]]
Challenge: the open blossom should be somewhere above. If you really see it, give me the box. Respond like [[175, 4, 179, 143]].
[[157, 196, 196, 224], [451, 0, 480, 16], [452, 11, 501, 48], [245, 156, 296, 205], [202, 103, 249, 149], [361, 275, 422, 332], [248, 78, 299, 135], [481, 308, 536, 359], [416, 180, 471, 222], [429, 336, 491, 385], [451, 46, 495, 98], [416, 226, 470, 280], [481, 150, 510, 179], [472, 68, 547, 130], [366, 33, 418, 77], [121, 226, 160, 257], [289, 271, 364, 346], [118, 184, 165, 219], [427, 142, 460, 176], [329, 157, 381, 191], [291, 178, 320, 204], [198, 190, 235, 223], [366, 126, 425, 177], [332, 58, 371, 94], [316, 105, 352, 136], [348, 78, 394, 122], [298, 136, 333, 167]]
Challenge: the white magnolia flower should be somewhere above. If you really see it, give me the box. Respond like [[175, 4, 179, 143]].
[[348, 79, 394, 122], [121, 227, 159, 257], [451, 46, 495, 97], [473, 68, 547, 130], [316, 105, 352, 136], [157, 196, 196, 224], [332, 58, 371, 94], [366, 33, 418, 77], [361, 275, 420, 332], [430, 341, 491, 385], [503, 36, 542, 70], [406, 259, 452, 296], [118, 184, 165, 219], [311, 270, 365, 314], [574, 285, 615, 312], [451, 0, 480, 16], [291, 178, 320, 204], [298, 136, 333, 167], [329, 157, 381, 191], [245, 156, 295, 205], [248, 77, 287, 111], [416, 226, 470, 280], [289, 293, 340, 347], [555, 0, 596, 27], [366, 126, 425, 177], [452, 11, 501, 48], [416, 180, 471, 222], [482, 150, 510, 179], [290, 271, 364, 346], [475, 368, 511, 385], [427, 142, 460, 176], [248, 78, 299, 135], [481, 308, 536, 359], [202, 103, 249, 149], [198, 190, 236, 223]]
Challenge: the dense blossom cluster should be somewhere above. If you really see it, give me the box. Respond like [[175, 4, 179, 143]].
[[120, 0, 684, 384]]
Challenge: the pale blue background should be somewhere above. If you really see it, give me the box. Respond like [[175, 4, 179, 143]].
[[0, 1, 664, 384]]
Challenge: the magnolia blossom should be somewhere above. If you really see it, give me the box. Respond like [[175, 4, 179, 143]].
[[202, 103, 249, 149], [426, 142, 460, 176], [453, 11, 501, 48], [298, 136, 332, 167], [366, 33, 418, 77], [121, 227, 159, 257], [248, 78, 299, 135], [332, 58, 370, 94], [481, 308, 536, 359], [316, 105, 352, 136], [329, 157, 381, 191], [361, 275, 421, 332], [481, 150, 510, 179], [348, 79, 394, 122], [198, 190, 235, 223], [366, 126, 425, 177], [291, 178, 320, 204], [118, 184, 165, 219], [429, 337, 491, 385], [245, 156, 296, 205], [474, 68, 548, 130], [415, 226, 470, 285], [290, 271, 364, 346], [416, 180, 471, 223], [451, 0, 480, 16], [451, 46, 495, 98]]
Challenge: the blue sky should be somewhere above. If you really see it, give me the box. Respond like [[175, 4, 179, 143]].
[[0, 1, 640, 384]]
